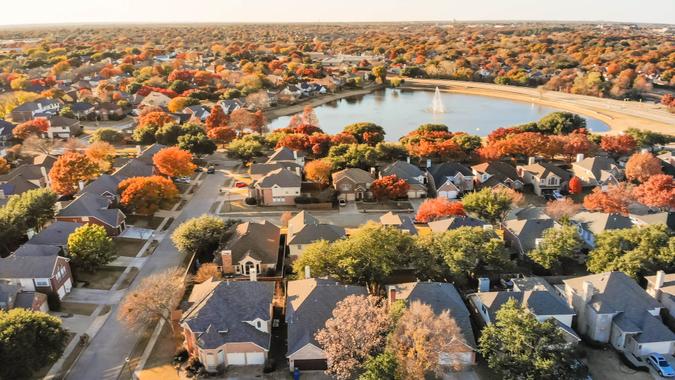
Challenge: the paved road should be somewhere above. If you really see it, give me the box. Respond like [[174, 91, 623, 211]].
[[67, 166, 232, 380]]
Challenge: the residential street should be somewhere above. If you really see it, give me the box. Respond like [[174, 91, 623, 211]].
[[67, 161, 234, 380]]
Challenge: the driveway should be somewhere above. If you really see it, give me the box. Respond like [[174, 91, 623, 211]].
[[67, 165, 232, 380], [584, 345, 652, 380]]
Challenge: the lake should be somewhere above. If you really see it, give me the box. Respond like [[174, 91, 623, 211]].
[[268, 88, 610, 141]]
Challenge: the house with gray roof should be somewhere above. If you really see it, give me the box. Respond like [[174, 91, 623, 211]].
[[630, 212, 674, 231], [428, 216, 490, 232], [562, 272, 675, 357], [516, 161, 571, 196], [571, 155, 623, 187], [380, 160, 427, 198], [44, 116, 82, 139], [77, 174, 121, 202], [28, 221, 82, 247], [286, 278, 367, 371], [218, 221, 281, 276], [249, 161, 302, 181], [0, 244, 72, 300], [251, 168, 301, 206], [180, 279, 274, 372], [472, 161, 523, 190], [55, 192, 126, 235], [503, 218, 558, 257], [0, 280, 48, 312], [571, 211, 634, 248], [331, 167, 374, 201], [112, 143, 166, 180], [287, 211, 345, 260], [646, 271, 675, 320], [429, 162, 474, 199], [380, 211, 417, 235], [0, 119, 15, 147], [267, 146, 305, 165], [387, 281, 477, 366]]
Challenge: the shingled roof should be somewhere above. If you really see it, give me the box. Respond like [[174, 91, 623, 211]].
[[221, 221, 280, 266]]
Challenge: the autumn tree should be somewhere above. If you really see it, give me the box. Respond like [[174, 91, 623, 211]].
[[545, 199, 582, 222], [600, 135, 637, 157], [583, 185, 632, 215], [305, 159, 332, 185], [204, 104, 228, 130], [194, 263, 222, 283], [568, 176, 582, 194], [67, 224, 115, 272], [167, 96, 198, 113], [0, 157, 9, 175], [415, 198, 465, 222], [633, 174, 675, 210], [461, 188, 513, 224], [118, 267, 186, 332], [48, 151, 99, 195], [152, 146, 196, 177], [207, 127, 236, 147], [229, 108, 265, 133], [12, 119, 49, 140], [371, 175, 409, 201], [342, 122, 385, 145], [315, 295, 391, 380], [530, 225, 583, 271], [118, 176, 179, 215], [85, 141, 116, 173], [625, 152, 663, 183], [359, 351, 398, 380], [227, 134, 265, 161]]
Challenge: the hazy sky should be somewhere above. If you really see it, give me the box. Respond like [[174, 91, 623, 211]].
[[0, 0, 673, 26]]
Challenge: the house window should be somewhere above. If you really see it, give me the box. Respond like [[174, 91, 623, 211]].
[[34, 279, 50, 287], [273, 197, 285, 203], [256, 320, 261, 328]]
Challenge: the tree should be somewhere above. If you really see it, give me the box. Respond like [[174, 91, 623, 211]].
[[371, 175, 409, 201], [4, 187, 57, 232], [305, 159, 332, 185], [167, 96, 197, 113], [152, 146, 196, 177], [153, 122, 184, 145], [536, 112, 586, 135], [461, 188, 513, 224], [67, 224, 115, 272], [390, 301, 468, 378], [568, 176, 582, 194], [85, 141, 116, 173], [207, 127, 236, 147], [48, 151, 99, 195], [375, 142, 408, 162], [204, 104, 228, 130], [0, 309, 68, 379], [600, 135, 637, 157], [117, 267, 185, 332], [359, 351, 398, 380], [327, 144, 379, 170], [479, 299, 582, 380], [227, 135, 265, 161], [229, 108, 265, 133], [315, 295, 391, 380], [587, 225, 674, 278], [633, 174, 675, 210], [0, 157, 9, 175], [12, 119, 49, 140], [118, 176, 179, 215], [545, 199, 581, 222], [343, 122, 385, 145], [194, 263, 222, 283], [625, 152, 663, 183], [415, 198, 465, 222], [530, 225, 583, 271], [371, 65, 386, 83], [583, 185, 632, 215], [624, 128, 675, 149], [177, 133, 217, 156], [171, 215, 229, 261], [91, 128, 124, 144]]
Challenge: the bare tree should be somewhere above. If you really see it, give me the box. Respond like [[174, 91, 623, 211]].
[[545, 199, 581, 222], [194, 263, 222, 284], [117, 267, 186, 332], [279, 211, 293, 227], [22, 135, 59, 156]]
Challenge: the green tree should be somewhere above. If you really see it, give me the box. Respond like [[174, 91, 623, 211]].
[[371, 65, 387, 83], [624, 128, 675, 149], [536, 112, 586, 135], [154, 123, 184, 145], [226, 135, 264, 161], [461, 188, 513, 224], [327, 143, 379, 170], [530, 225, 583, 271], [375, 142, 408, 161], [587, 224, 674, 278], [0, 308, 68, 379], [67, 224, 115, 272], [342, 122, 385, 145], [359, 351, 399, 380], [177, 133, 216, 156], [4, 188, 57, 232], [91, 128, 124, 144], [479, 299, 582, 380], [452, 133, 482, 154], [132, 124, 158, 144], [171, 215, 235, 262]]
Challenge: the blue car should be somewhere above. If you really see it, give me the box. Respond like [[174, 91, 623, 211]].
[[647, 353, 675, 378]]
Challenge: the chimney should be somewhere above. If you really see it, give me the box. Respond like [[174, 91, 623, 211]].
[[249, 267, 257, 282], [582, 281, 594, 302], [426, 158, 431, 168], [220, 250, 234, 274], [656, 270, 666, 290], [576, 153, 585, 163], [370, 167, 377, 178], [389, 288, 396, 304], [528, 157, 536, 165], [295, 167, 301, 177], [304, 265, 311, 279], [78, 180, 86, 191], [406, 156, 411, 164], [136, 145, 142, 155], [40, 166, 50, 186]]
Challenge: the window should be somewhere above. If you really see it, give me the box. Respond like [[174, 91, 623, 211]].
[[273, 197, 285, 203], [34, 279, 50, 287], [256, 320, 261, 328]]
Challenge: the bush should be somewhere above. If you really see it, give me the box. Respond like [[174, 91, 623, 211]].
[[244, 197, 257, 205], [47, 293, 61, 311], [294, 196, 311, 204]]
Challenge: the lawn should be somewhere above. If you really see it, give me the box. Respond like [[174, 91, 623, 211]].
[[75, 267, 126, 290], [113, 238, 146, 257], [59, 302, 98, 316], [357, 200, 414, 212], [125, 215, 165, 230]]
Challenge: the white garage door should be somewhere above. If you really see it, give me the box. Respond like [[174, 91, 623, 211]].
[[439, 191, 458, 199], [227, 353, 246, 365], [246, 352, 265, 365], [57, 285, 66, 299], [64, 278, 72, 293]]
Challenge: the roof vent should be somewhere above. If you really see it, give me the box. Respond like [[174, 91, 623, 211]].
[[218, 329, 229, 334]]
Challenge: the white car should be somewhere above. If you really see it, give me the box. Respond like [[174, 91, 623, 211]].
[[552, 190, 565, 200], [647, 353, 675, 378]]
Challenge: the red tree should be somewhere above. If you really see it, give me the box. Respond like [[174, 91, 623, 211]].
[[371, 175, 410, 201], [625, 152, 663, 183], [118, 176, 179, 215], [600, 135, 637, 157], [583, 185, 632, 215], [633, 174, 674, 210], [207, 127, 236, 146], [415, 198, 466, 222], [276, 133, 311, 152], [569, 176, 583, 194], [204, 105, 228, 131], [152, 147, 196, 177], [12, 119, 50, 139]]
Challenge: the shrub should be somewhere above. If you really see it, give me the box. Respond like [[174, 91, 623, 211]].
[[244, 197, 257, 205]]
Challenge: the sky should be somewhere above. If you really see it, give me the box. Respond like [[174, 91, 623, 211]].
[[0, 0, 673, 26]]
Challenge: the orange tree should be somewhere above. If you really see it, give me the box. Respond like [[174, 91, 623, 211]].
[[625, 152, 663, 183], [415, 198, 465, 222], [204, 105, 228, 130], [12, 119, 49, 140], [152, 146, 195, 177], [371, 175, 409, 201], [48, 152, 99, 195], [118, 176, 179, 215], [583, 185, 632, 215], [305, 159, 332, 185], [207, 127, 237, 147], [633, 174, 674, 210]]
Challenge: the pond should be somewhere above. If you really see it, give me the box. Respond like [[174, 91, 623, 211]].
[[268, 88, 610, 141]]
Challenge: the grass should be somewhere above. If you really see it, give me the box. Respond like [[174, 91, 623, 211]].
[[76, 266, 126, 290], [59, 302, 98, 316], [30, 333, 76, 379], [136, 322, 182, 380], [125, 215, 165, 229], [357, 200, 414, 212], [113, 238, 146, 257], [118, 267, 140, 289]]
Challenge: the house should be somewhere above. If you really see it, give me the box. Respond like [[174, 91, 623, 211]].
[[55, 192, 126, 235], [0, 119, 15, 147], [286, 278, 367, 371], [331, 168, 374, 201], [0, 173, 40, 199], [571, 155, 623, 187], [181, 278, 274, 372], [646, 271, 675, 320], [33, 154, 57, 171], [70, 102, 96, 120], [28, 221, 82, 248], [218, 221, 281, 276], [472, 161, 523, 190], [139, 91, 171, 109], [267, 146, 305, 166], [112, 143, 166, 180], [428, 216, 491, 232], [44, 116, 83, 139], [517, 160, 571, 196], [0, 164, 50, 189], [387, 282, 477, 366], [183, 105, 211, 122], [286, 212, 345, 260], [217, 99, 243, 115], [249, 162, 302, 181], [0, 280, 48, 312], [429, 162, 474, 199], [571, 212, 634, 248], [503, 218, 557, 257], [380, 161, 427, 198], [562, 272, 675, 356], [97, 102, 126, 121], [630, 212, 674, 232], [10, 98, 61, 122], [77, 174, 121, 202], [0, 244, 73, 299], [251, 168, 301, 206], [380, 211, 417, 234]]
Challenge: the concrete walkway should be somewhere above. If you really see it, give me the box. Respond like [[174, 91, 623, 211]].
[[65, 288, 126, 304]]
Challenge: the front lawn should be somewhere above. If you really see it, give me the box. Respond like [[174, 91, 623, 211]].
[[357, 200, 414, 212], [113, 237, 146, 257], [75, 266, 126, 290], [125, 215, 165, 230], [59, 302, 98, 316]]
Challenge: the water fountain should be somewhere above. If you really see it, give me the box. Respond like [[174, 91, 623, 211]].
[[431, 86, 445, 114]]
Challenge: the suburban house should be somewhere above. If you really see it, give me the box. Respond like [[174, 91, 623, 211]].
[[0, 164, 50, 190], [10, 98, 61, 122], [139, 91, 171, 109], [428, 162, 474, 199], [27, 221, 82, 248], [387, 281, 477, 367], [428, 216, 491, 233], [562, 272, 675, 356], [0, 119, 15, 147], [267, 146, 305, 166], [646, 271, 675, 319], [218, 221, 281, 276], [43, 116, 83, 139], [69, 102, 96, 120], [181, 278, 274, 372], [55, 192, 126, 235], [183, 105, 211, 122], [380, 211, 418, 234], [331, 168, 374, 201], [571, 212, 634, 248], [249, 162, 302, 181], [571, 155, 623, 187], [96, 102, 126, 121], [630, 212, 675, 231], [0, 244, 73, 300], [472, 161, 523, 190], [380, 161, 428, 199], [77, 174, 121, 203], [286, 212, 345, 260], [286, 278, 367, 371], [217, 99, 243, 115], [251, 168, 301, 206], [503, 218, 557, 257], [112, 143, 166, 180], [0, 168, 42, 199], [516, 160, 571, 196], [0, 280, 48, 312]]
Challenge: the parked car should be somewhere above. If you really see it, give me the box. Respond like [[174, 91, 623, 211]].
[[206, 166, 215, 174], [338, 199, 347, 207], [552, 190, 565, 200], [194, 167, 202, 173], [174, 177, 191, 183], [647, 353, 675, 378], [234, 181, 247, 188]]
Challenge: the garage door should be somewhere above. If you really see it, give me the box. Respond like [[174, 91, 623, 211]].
[[438, 191, 458, 199], [294, 359, 327, 371], [57, 285, 66, 299], [226, 353, 246, 365], [64, 278, 72, 293], [246, 352, 265, 365]]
